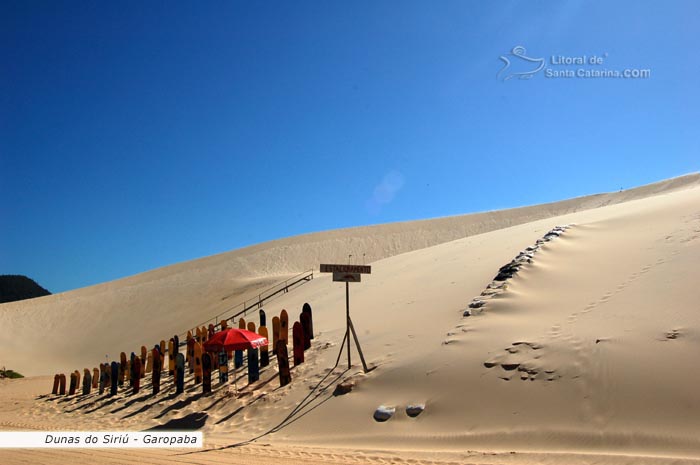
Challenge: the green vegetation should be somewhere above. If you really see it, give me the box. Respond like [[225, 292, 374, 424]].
[[0, 369, 24, 379]]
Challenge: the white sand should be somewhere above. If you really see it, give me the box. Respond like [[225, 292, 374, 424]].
[[1, 173, 700, 464]]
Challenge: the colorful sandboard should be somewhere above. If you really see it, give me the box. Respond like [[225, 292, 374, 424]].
[[202, 353, 212, 394], [272, 316, 280, 350], [168, 339, 175, 376], [218, 351, 228, 383], [280, 310, 289, 344], [194, 341, 203, 384]]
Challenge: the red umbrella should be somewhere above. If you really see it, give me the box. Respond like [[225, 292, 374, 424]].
[[203, 328, 267, 352]]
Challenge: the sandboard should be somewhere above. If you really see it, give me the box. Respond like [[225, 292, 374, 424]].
[[275, 341, 291, 387], [194, 341, 203, 384], [280, 309, 289, 344], [140, 346, 147, 378], [110, 362, 118, 396], [132, 357, 141, 395], [59, 374, 66, 395], [218, 350, 228, 383], [259, 309, 266, 328], [235, 318, 246, 369], [259, 326, 269, 367], [208, 324, 215, 340], [83, 369, 91, 396], [119, 352, 127, 386], [69, 371, 77, 395], [52, 374, 59, 395], [247, 348, 259, 384], [300, 312, 311, 350], [175, 353, 185, 394], [168, 339, 175, 376], [146, 350, 153, 374], [220, 319, 228, 330], [187, 336, 195, 374], [247, 321, 256, 333], [151, 348, 161, 395], [292, 321, 304, 366], [302, 302, 314, 340], [92, 368, 99, 389], [159, 340, 166, 367], [272, 316, 280, 350], [202, 353, 212, 394]]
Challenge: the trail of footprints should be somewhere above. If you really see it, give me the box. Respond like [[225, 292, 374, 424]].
[[445, 225, 573, 382]]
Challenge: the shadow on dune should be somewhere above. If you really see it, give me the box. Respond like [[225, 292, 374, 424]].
[[147, 412, 208, 430], [153, 392, 204, 419]]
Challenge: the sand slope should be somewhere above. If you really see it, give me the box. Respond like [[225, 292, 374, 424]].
[[1, 174, 700, 464], [1, 174, 698, 377]]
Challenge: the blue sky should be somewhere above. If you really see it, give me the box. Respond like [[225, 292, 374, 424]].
[[1, 1, 698, 293]]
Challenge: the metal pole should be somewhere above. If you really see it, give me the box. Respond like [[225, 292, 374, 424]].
[[346, 281, 351, 369], [348, 318, 370, 373]]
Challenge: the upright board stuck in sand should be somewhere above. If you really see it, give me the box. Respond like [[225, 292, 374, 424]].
[[218, 351, 228, 383], [292, 321, 305, 366], [119, 352, 127, 386], [235, 318, 246, 369], [132, 357, 141, 395], [110, 362, 119, 396], [92, 368, 99, 388], [247, 322, 256, 333], [175, 353, 185, 394], [248, 348, 259, 384], [300, 312, 312, 350], [259, 309, 266, 328], [59, 374, 66, 395], [259, 326, 269, 367], [302, 302, 314, 340], [168, 339, 175, 376], [140, 346, 147, 378], [52, 374, 59, 395], [272, 316, 280, 350], [280, 310, 289, 344], [151, 348, 161, 395], [83, 369, 91, 396], [202, 353, 212, 394], [68, 372, 76, 396], [194, 342, 203, 384], [275, 341, 291, 387]]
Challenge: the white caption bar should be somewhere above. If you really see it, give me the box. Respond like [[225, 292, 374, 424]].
[[0, 432, 203, 448]]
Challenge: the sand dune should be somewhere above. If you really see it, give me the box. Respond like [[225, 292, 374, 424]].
[[1, 173, 700, 464]]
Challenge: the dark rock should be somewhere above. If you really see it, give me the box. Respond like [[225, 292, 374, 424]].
[[373, 405, 395, 422]]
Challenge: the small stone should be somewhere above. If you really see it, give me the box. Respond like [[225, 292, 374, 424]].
[[406, 404, 425, 418], [462, 310, 472, 317], [373, 405, 395, 422], [333, 382, 354, 396]]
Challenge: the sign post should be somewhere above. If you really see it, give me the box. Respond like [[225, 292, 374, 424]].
[[320, 263, 373, 373]]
